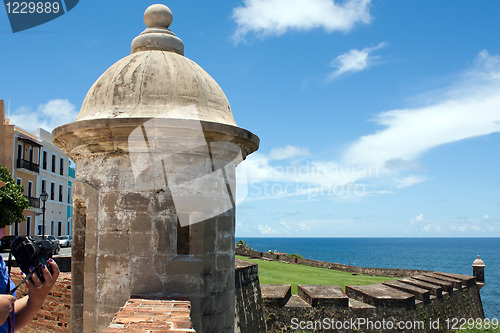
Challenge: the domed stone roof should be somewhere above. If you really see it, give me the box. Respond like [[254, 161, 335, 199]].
[[472, 255, 485, 267], [76, 4, 236, 126]]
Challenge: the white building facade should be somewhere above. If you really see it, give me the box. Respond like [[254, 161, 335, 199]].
[[34, 128, 74, 237]]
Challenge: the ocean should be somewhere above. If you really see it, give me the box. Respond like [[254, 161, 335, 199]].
[[238, 237, 499, 319]]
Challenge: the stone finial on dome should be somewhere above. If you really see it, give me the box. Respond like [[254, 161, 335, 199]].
[[472, 255, 485, 267], [144, 4, 173, 28], [131, 4, 184, 55]]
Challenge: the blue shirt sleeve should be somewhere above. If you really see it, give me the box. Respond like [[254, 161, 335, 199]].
[[0, 256, 16, 333]]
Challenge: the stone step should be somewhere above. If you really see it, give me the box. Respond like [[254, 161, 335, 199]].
[[298, 285, 349, 308], [411, 275, 454, 294], [285, 295, 311, 308], [345, 284, 416, 310], [433, 272, 476, 288], [398, 277, 443, 298], [260, 284, 291, 306], [424, 273, 463, 290], [382, 280, 431, 303]]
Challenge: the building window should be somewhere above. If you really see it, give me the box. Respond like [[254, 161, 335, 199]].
[[16, 178, 21, 186], [51, 154, 56, 173], [42, 151, 47, 170], [50, 182, 55, 200], [26, 216, 31, 236], [41, 179, 46, 193], [28, 181, 33, 198], [50, 221, 54, 235], [177, 215, 191, 255], [59, 184, 63, 202], [28, 147, 33, 163], [60, 158, 64, 176], [67, 187, 72, 204], [17, 144, 23, 160]]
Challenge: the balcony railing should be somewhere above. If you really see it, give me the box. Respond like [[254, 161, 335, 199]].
[[24, 196, 40, 208], [16, 159, 40, 173]]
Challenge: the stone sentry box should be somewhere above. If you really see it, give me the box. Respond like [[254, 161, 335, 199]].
[[53, 4, 258, 333]]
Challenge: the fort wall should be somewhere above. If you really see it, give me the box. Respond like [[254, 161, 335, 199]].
[[236, 247, 430, 278], [11, 253, 485, 333]]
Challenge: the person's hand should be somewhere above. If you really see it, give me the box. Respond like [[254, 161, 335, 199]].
[[24, 259, 60, 308], [0, 294, 16, 325]]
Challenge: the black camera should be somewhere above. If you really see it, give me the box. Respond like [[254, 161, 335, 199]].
[[11, 236, 53, 283]]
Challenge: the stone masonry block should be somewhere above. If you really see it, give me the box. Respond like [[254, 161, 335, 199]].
[[399, 277, 443, 298], [346, 284, 416, 310], [434, 272, 477, 288], [412, 275, 454, 293], [383, 280, 431, 303], [298, 285, 349, 307], [424, 272, 463, 290], [260, 284, 291, 306]]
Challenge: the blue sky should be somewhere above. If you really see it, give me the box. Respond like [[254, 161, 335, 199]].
[[1, 0, 500, 237]]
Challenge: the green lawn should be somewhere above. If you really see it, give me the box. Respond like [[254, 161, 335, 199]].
[[236, 255, 395, 294]]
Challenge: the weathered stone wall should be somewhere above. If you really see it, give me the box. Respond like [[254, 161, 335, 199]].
[[55, 121, 244, 333], [235, 258, 266, 333], [236, 247, 430, 278]]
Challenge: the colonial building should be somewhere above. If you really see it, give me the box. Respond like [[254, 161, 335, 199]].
[[0, 99, 74, 237], [0, 100, 41, 237], [35, 127, 74, 236]]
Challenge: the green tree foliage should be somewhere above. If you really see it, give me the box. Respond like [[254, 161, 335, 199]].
[[0, 165, 29, 228], [236, 239, 249, 249]]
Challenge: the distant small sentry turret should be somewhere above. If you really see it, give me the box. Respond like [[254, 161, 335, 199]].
[[472, 255, 485, 288]]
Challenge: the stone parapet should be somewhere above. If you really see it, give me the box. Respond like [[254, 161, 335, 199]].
[[260, 270, 484, 332]]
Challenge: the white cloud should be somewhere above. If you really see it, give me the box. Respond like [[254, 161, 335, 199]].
[[232, 0, 372, 41], [410, 213, 425, 225], [239, 50, 500, 201], [394, 175, 427, 188], [258, 224, 279, 234], [8, 99, 78, 132], [268, 145, 310, 160], [297, 223, 310, 231], [474, 49, 500, 70], [410, 215, 500, 235], [328, 42, 387, 80], [344, 50, 500, 167]]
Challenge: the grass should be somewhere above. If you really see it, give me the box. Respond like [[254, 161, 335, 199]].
[[236, 255, 395, 294]]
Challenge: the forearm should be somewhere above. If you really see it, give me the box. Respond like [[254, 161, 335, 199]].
[[14, 295, 45, 330]]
